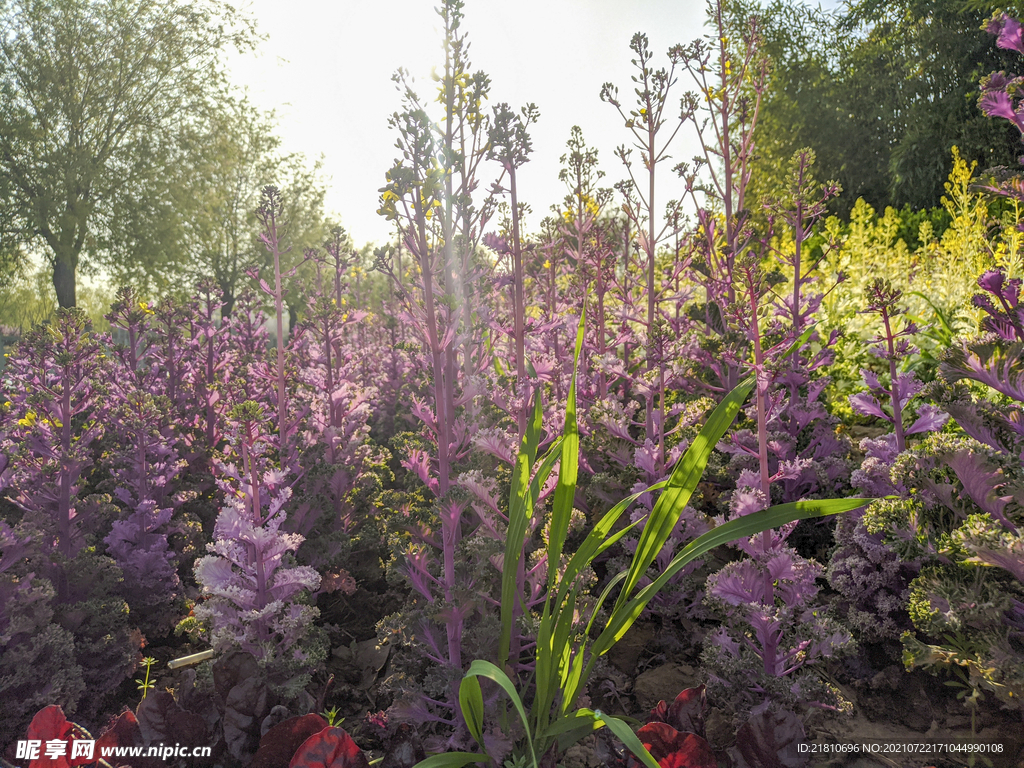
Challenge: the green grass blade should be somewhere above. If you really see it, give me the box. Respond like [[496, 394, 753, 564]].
[[546, 711, 602, 752], [529, 436, 564, 511], [594, 497, 872, 656], [500, 390, 545, 667], [553, 482, 666, 613], [464, 660, 537, 767], [547, 308, 585, 584], [459, 675, 485, 748], [613, 376, 754, 613], [412, 753, 488, 768], [590, 711, 660, 768], [535, 309, 585, 730]]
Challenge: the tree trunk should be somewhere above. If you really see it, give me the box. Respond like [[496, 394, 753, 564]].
[[220, 285, 236, 318], [288, 302, 299, 338], [52, 256, 77, 308]]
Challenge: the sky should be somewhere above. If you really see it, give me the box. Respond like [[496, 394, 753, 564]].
[[223, 0, 729, 248]]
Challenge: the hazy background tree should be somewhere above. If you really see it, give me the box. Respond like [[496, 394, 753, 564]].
[[179, 91, 330, 319], [0, 0, 258, 307], [731, 0, 1024, 216]]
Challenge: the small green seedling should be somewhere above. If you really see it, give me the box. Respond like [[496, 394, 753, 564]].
[[136, 656, 157, 700]]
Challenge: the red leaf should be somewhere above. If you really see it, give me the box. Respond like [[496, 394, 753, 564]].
[[666, 685, 707, 737], [26, 705, 74, 740], [25, 706, 86, 768], [288, 727, 369, 768], [636, 723, 716, 768], [95, 711, 141, 752], [253, 715, 329, 768], [658, 736, 717, 768], [94, 711, 162, 768]]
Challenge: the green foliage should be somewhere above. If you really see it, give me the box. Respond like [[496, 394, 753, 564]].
[[181, 93, 331, 317], [421, 314, 871, 766], [864, 431, 1024, 705], [821, 150, 1014, 396], [0, 0, 260, 307], [731, 0, 1024, 215]]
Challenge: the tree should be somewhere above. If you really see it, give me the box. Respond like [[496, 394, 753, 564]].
[[181, 92, 330, 318], [732, 0, 1024, 214], [0, 0, 257, 307]]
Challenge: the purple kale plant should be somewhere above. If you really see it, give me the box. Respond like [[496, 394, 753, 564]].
[[193, 400, 326, 698], [287, 272, 390, 574], [101, 287, 186, 634], [189, 278, 233, 461], [684, 85, 853, 715], [0, 520, 85, 747], [718, 150, 849, 508], [849, 279, 949, 458], [838, 266, 1024, 707], [252, 184, 309, 472], [1, 309, 109, 566], [0, 309, 143, 722], [700, 230, 853, 714], [372, 1, 516, 729], [600, 31, 697, 478], [827, 279, 942, 645]]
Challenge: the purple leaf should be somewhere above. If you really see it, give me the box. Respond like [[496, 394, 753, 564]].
[[905, 404, 950, 435], [731, 708, 808, 768], [849, 392, 889, 421]]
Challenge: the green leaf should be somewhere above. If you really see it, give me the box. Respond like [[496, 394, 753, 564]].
[[614, 376, 754, 613], [500, 390, 545, 667], [545, 711, 602, 752], [589, 711, 660, 768], [463, 660, 538, 767], [459, 675, 485, 747], [535, 309, 584, 727], [412, 753, 488, 768], [547, 308, 585, 582], [593, 497, 872, 656], [555, 482, 665, 612]]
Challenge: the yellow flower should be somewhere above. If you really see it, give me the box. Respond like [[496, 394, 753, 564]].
[[543, 259, 551, 269], [18, 410, 37, 427]]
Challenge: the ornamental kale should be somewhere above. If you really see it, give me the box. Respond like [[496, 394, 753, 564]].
[[1, 309, 109, 564], [849, 279, 949, 454], [700, 150, 852, 717], [102, 287, 186, 634], [828, 279, 940, 645], [193, 401, 326, 698], [852, 267, 1024, 707], [0, 521, 84, 748]]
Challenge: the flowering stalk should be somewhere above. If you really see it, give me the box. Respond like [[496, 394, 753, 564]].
[[850, 279, 946, 452], [378, 70, 469, 689], [255, 185, 294, 468], [601, 34, 688, 471], [1, 310, 107, 567], [489, 102, 539, 441]]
